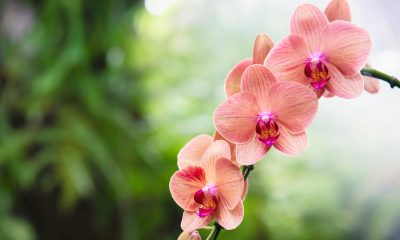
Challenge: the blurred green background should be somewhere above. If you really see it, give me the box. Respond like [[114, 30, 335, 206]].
[[1, 0, 400, 239]]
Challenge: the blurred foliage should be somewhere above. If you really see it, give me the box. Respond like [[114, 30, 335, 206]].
[[0, 0, 173, 239], [1, 0, 400, 240]]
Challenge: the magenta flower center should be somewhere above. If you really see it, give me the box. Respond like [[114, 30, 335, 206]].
[[304, 55, 330, 90], [194, 184, 218, 218], [256, 114, 280, 147]]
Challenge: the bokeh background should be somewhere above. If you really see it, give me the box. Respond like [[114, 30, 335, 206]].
[[1, 0, 400, 239]]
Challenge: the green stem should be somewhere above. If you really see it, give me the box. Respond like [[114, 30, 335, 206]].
[[206, 222, 223, 240], [206, 165, 254, 240], [243, 165, 254, 181], [360, 67, 400, 89], [200, 226, 214, 230]]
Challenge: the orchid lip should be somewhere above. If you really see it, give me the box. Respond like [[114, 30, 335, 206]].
[[256, 114, 280, 147], [194, 184, 218, 218], [304, 54, 330, 90], [196, 208, 214, 218]]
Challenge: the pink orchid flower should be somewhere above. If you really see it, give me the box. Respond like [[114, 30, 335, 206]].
[[265, 4, 371, 99], [170, 140, 244, 231], [325, 0, 380, 94], [178, 134, 248, 199], [214, 65, 318, 165], [225, 33, 274, 97]]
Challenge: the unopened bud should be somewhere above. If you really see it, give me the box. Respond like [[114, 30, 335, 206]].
[[178, 230, 202, 240]]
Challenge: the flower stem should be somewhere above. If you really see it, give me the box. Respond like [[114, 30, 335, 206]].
[[206, 222, 223, 240], [200, 226, 214, 230], [360, 67, 400, 89], [206, 165, 254, 240], [243, 165, 254, 181]]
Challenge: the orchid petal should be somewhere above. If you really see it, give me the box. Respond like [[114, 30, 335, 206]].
[[178, 135, 213, 169], [274, 127, 308, 155], [200, 140, 231, 182], [325, 64, 363, 99], [268, 81, 318, 134], [323, 91, 335, 98], [213, 131, 237, 163], [170, 166, 206, 211], [214, 158, 243, 210], [321, 20, 371, 76], [241, 64, 277, 112], [290, 4, 329, 52], [364, 76, 380, 94], [325, 0, 351, 22], [181, 210, 213, 232], [225, 59, 252, 97], [253, 33, 274, 64], [264, 35, 309, 85], [241, 180, 248, 201], [215, 200, 244, 230], [236, 132, 270, 165], [214, 92, 259, 143]]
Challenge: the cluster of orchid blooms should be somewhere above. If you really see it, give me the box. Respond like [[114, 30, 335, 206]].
[[169, 1, 394, 239]]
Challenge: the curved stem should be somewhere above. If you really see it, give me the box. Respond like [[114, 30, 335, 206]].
[[200, 226, 214, 230], [243, 165, 254, 181], [206, 165, 254, 240], [206, 222, 223, 240], [361, 67, 400, 89]]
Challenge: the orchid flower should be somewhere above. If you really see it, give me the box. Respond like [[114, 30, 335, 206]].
[[170, 140, 244, 231], [325, 0, 380, 94], [265, 4, 371, 98], [214, 65, 318, 165], [225, 33, 274, 97], [178, 134, 248, 198]]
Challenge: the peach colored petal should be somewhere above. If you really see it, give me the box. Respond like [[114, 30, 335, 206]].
[[178, 134, 213, 169], [214, 92, 259, 144], [252, 33, 274, 64], [325, 64, 363, 99], [321, 20, 371, 76], [200, 140, 231, 183], [225, 59, 252, 97], [274, 127, 308, 155], [325, 0, 351, 22], [364, 76, 380, 94], [181, 210, 213, 232], [264, 35, 309, 84], [268, 81, 318, 134], [214, 158, 243, 210], [323, 91, 335, 98], [241, 180, 248, 201], [241, 64, 277, 112], [290, 4, 329, 52], [170, 166, 206, 211], [213, 131, 237, 163], [215, 200, 244, 230], [236, 132, 269, 165]]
